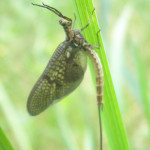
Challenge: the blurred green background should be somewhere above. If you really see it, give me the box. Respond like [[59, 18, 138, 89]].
[[0, 0, 149, 150]]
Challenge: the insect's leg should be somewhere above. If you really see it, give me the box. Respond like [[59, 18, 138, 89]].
[[81, 8, 95, 31], [72, 13, 76, 29], [95, 29, 101, 49], [85, 30, 101, 49]]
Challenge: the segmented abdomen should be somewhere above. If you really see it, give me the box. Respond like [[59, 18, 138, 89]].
[[85, 47, 103, 106]]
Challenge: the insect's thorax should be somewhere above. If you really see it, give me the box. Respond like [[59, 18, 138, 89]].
[[63, 27, 87, 48]]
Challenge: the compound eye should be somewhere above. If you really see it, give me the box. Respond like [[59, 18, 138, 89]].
[[59, 19, 66, 25], [67, 21, 72, 26]]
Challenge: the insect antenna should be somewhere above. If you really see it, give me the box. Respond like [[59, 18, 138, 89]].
[[32, 3, 72, 23]]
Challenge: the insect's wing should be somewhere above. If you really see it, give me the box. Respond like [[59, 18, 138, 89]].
[[27, 41, 87, 115]]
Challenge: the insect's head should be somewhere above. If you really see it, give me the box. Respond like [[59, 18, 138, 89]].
[[59, 18, 72, 29]]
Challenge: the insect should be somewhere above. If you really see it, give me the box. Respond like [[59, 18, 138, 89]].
[[27, 3, 103, 150]]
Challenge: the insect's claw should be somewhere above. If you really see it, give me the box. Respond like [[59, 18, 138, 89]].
[[97, 29, 101, 34]]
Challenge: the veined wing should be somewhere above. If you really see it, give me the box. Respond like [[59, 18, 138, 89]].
[[27, 41, 87, 115]]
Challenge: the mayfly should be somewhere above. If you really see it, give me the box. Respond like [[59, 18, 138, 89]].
[[27, 3, 103, 150]]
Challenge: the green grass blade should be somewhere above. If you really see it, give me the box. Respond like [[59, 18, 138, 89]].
[[0, 83, 33, 150], [133, 43, 150, 134], [0, 127, 14, 150], [72, 0, 130, 149]]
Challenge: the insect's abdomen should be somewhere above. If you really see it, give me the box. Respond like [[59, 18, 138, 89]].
[[27, 41, 87, 115], [85, 48, 103, 106]]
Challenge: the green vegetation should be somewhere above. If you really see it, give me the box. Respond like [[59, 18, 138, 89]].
[[0, 127, 14, 150], [73, 0, 129, 150]]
